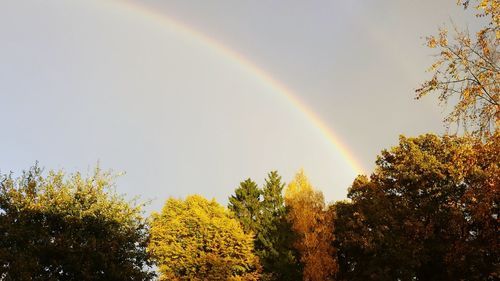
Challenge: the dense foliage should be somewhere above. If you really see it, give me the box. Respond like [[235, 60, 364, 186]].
[[148, 195, 261, 281], [285, 170, 338, 281], [228, 178, 262, 234], [0, 166, 154, 281], [334, 134, 499, 280], [258, 171, 302, 281], [228, 172, 301, 281]]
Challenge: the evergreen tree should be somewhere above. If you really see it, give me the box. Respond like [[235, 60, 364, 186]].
[[261, 171, 286, 216], [228, 178, 262, 234], [258, 171, 302, 281]]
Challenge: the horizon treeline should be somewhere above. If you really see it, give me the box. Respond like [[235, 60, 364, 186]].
[[1, 0, 498, 280], [1, 132, 498, 280]]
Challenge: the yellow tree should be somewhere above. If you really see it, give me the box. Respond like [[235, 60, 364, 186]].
[[284, 170, 337, 281], [148, 195, 261, 281], [416, 0, 499, 136]]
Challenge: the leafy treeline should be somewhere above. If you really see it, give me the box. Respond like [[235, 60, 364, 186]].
[[0, 0, 498, 280], [1, 133, 498, 280], [334, 134, 499, 280], [0, 166, 154, 280], [223, 134, 498, 280]]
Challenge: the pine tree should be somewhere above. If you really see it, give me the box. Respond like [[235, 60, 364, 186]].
[[261, 171, 286, 216], [258, 171, 302, 281], [228, 178, 262, 234]]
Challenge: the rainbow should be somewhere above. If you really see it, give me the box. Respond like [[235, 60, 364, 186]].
[[107, 0, 366, 175]]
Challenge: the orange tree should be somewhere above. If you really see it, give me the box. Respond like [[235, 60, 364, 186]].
[[285, 170, 337, 281]]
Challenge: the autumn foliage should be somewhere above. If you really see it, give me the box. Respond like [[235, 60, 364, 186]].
[[285, 171, 338, 281], [417, 0, 499, 136], [148, 195, 261, 281], [334, 134, 499, 280], [0, 1, 498, 280]]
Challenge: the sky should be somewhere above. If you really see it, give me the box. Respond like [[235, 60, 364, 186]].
[[0, 0, 480, 211]]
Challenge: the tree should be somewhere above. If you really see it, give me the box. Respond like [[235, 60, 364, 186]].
[[285, 170, 337, 281], [228, 172, 301, 281], [148, 195, 261, 281], [333, 176, 419, 281], [416, 0, 499, 136], [0, 165, 154, 280], [258, 171, 302, 281], [261, 171, 286, 217], [333, 134, 499, 280], [228, 178, 262, 234]]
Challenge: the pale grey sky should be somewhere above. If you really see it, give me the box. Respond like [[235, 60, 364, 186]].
[[0, 0, 479, 211]]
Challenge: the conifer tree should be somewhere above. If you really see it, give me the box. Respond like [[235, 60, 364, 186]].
[[228, 178, 262, 234], [228, 173, 302, 280], [258, 171, 302, 281]]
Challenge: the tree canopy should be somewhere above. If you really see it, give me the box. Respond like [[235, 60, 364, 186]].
[[228, 172, 301, 281], [228, 178, 262, 235], [334, 134, 499, 280], [148, 195, 261, 281], [0, 165, 154, 281], [258, 171, 302, 281], [285, 170, 337, 281]]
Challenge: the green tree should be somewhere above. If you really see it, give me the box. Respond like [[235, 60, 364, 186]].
[[258, 171, 301, 281], [228, 178, 262, 234], [0, 165, 154, 281], [334, 134, 499, 280], [149, 195, 261, 281], [416, 0, 499, 136], [285, 170, 337, 281]]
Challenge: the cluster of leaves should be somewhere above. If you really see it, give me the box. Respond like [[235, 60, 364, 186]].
[[148, 195, 261, 281], [334, 134, 499, 280], [0, 165, 154, 280], [460, 0, 499, 34], [416, 0, 499, 137]]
